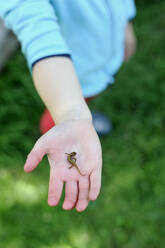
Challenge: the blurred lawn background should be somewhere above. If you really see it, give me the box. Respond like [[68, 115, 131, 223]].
[[0, 1, 165, 247]]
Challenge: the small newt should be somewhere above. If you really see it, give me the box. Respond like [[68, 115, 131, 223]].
[[65, 152, 85, 176]]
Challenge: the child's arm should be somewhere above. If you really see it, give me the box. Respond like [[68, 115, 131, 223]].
[[0, 1, 102, 211], [124, 22, 136, 62], [32, 56, 92, 124], [123, 0, 137, 61], [24, 57, 102, 212]]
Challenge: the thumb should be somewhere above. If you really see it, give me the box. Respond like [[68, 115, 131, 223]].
[[24, 139, 46, 173]]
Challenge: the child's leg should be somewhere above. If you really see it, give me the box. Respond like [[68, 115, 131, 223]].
[[40, 96, 96, 134]]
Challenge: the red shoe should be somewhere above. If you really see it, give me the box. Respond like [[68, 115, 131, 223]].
[[40, 109, 55, 135]]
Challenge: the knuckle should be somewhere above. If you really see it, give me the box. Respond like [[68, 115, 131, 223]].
[[79, 185, 88, 192], [30, 149, 43, 162], [66, 192, 77, 201], [28, 150, 38, 159], [48, 196, 59, 205], [48, 191, 57, 198], [79, 194, 88, 201], [48, 188, 60, 199]]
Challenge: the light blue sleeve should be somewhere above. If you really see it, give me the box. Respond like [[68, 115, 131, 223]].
[[124, 0, 136, 21], [0, 0, 71, 74]]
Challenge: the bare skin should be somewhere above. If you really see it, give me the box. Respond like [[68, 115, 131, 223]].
[[24, 120, 102, 212], [65, 152, 86, 176], [24, 22, 136, 212], [124, 22, 137, 61]]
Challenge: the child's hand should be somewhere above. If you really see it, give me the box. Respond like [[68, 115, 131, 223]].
[[124, 22, 137, 62], [24, 120, 102, 212]]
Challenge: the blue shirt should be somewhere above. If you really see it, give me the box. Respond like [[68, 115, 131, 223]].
[[0, 0, 136, 97]]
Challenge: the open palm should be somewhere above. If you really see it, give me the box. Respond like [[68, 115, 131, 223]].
[[24, 120, 102, 212]]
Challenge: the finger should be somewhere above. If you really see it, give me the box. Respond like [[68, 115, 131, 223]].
[[24, 139, 46, 172], [48, 170, 63, 206], [89, 169, 101, 201], [76, 177, 89, 212], [63, 181, 78, 210]]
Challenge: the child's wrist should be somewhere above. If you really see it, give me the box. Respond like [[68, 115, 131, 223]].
[[51, 103, 92, 124]]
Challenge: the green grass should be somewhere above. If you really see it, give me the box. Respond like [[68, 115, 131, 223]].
[[0, 2, 165, 248]]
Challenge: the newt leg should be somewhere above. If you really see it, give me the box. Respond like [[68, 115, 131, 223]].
[[69, 164, 85, 176], [71, 157, 76, 163]]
